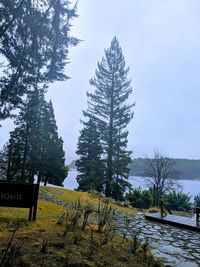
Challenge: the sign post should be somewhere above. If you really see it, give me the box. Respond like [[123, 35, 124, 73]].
[[0, 181, 40, 221]]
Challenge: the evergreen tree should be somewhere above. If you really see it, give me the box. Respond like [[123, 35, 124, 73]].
[[8, 127, 28, 182], [84, 37, 134, 200], [39, 100, 68, 186], [6, 89, 44, 182], [112, 129, 132, 201], [76, 119, 104, 192], [0, 143, 9, 180], [5, 90, 67, 185], [0, 0, 79, 119]]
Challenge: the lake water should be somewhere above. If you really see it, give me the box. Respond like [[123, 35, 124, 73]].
[[64, 170, 200, 200]]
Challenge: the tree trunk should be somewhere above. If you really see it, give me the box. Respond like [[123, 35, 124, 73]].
[[37, 171, 41, 184], [44, 177, 48, 186], [21, 124, 29, 181], [30, 171, 35, 183], [6, 145, 12, 181], [106, 76, 114, 197]]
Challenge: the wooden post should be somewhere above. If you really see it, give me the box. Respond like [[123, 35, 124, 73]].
[[160, 200, 164, 217], [196, 207, 200, 226], [32, 184, 39, 221]]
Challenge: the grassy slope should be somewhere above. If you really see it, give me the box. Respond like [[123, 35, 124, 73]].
[[0, 186, 163, 267]]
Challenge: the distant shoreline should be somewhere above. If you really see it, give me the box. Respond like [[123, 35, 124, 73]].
[[69, 157, 200, 180], [68, 168, 200, 181]]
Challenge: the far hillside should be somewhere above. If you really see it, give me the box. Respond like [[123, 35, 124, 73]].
[[129, 158, 200, 180], [69, 160, 77, 170], [70, 158, 200, 180]]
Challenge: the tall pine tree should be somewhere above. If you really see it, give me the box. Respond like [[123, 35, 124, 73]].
[[82, 37, 134, 200], [76, 119, 104, 192]]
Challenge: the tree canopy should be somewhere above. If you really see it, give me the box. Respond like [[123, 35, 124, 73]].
[[0, 0, 79, 119]]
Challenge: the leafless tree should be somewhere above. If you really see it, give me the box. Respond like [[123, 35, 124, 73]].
[[144, 151, 180, 205]]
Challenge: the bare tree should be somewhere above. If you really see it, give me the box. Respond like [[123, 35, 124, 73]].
[[144, 151, 180, 205]]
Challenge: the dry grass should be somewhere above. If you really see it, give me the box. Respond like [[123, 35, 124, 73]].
[[40, 186, 137, 213], [0, 186, 163, 267], [147, 207, 161, 213]]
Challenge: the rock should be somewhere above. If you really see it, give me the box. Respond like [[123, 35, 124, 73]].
[[177, 261, 198, 267], [162, 236, 175, 242], [153, 225, 162, 230], [189, 238, 200, 244], [187, 243, 198, 249], [191, 252, 200, 259], [172, 242, 184, 247], [182, 253, 196, 260], [159, 244, 183, 256]]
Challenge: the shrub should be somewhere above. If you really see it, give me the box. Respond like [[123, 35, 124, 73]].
[[164, 190, 192, 211], [96, 200, 114, 233], [125, 187, 152, 209], [194, 194, 200, 207]]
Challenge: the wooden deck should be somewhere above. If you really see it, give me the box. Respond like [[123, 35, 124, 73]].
[[145, 212, 200, 232]]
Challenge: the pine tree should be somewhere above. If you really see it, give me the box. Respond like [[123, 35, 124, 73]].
[[8, 127, 28, 182], [84, 37, 134, 200], [39, 100, 68, 186], [5, 90, 67, 185], [0, 0, 79, 119], [0, 143, 9, 180], [6, 89, 44, 182], [76, 119, 104, 192]]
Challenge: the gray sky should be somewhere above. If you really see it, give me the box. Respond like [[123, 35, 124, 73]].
[[1, 0, 200, 162]]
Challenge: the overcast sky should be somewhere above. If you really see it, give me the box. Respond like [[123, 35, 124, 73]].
[[1, 0, 200, 163]]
